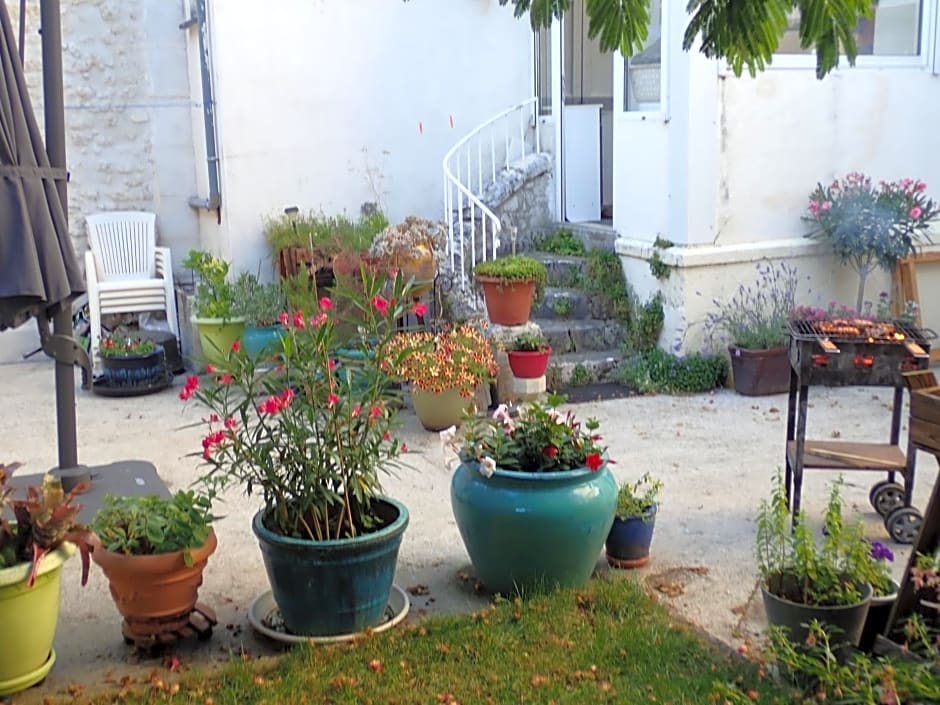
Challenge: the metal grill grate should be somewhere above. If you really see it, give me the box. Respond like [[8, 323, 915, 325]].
[[786, 319, 935, 344]]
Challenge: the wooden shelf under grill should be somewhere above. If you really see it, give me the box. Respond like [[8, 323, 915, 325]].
[[786, 441, 907, 471]]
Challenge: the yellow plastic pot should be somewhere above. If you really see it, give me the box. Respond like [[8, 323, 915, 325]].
[[0, 542, 75, 696]]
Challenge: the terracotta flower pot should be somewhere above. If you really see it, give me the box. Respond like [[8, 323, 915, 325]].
[[476, 276, 536, 326], [91, 530, 217, 637]]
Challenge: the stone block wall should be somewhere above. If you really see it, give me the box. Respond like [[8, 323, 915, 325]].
[[480, 152, 554, 253]]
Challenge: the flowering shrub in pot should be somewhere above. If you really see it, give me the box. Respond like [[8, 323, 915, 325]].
[[704, 260, 800, 395], [98, 332, 166, 388], [505, 330, 552, 379], [183, 249, 244, 368], [384, 322, 498, 431], [180, 272, 420, 636], [804, 172, 939, 313], [443, 394, 617, 595]]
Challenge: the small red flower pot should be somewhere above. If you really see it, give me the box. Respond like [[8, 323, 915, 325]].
[[507, 348, 552, 379]]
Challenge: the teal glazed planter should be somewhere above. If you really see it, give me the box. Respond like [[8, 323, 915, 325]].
[[451, 462, 617, 595], [242, 325, 284, 360], [252, 497, 408, 637]]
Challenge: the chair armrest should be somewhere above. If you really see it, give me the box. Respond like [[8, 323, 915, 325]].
[[155, 247, 173, 280], [84, 249, 100, 289]]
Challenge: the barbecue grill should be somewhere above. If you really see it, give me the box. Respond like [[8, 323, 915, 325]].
[[784, 318, 935, 543]]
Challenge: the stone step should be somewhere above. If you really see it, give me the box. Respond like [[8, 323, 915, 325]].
[[529, 252, 588, 289], [534, 287, 591, 320], [549, 222, 617, 253], [546, 350, 622, 387], [537, 318, 626, 354]]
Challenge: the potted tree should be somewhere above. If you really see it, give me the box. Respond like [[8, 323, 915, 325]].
[[704, 261, 800, 396], [443, 394, 617, 595], [804, 172, 939, 314], [384, 323, 499, 431], [183, 250, 244, 368], [505, 330, 552, 379], [757, 471, 875, 648], [89, 489, 218, 641], [234, 272, 285, 359], [605, 472, 662, 569], [180, 270, 421, 637], [97, 332, 169, 393], [473, 255, 548, 326], [0, 464, 89, 696]]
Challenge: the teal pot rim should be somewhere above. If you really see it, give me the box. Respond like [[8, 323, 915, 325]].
[[0, 541, 75, 588], [252, 496, 409, 549], [192, 315, 246, 325], [460, 459, 609, 482], [762, 572, 873, 609]]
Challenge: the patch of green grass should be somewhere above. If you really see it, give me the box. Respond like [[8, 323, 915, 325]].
[[534, 228, 587, 256], [91, 577, 788, 705]]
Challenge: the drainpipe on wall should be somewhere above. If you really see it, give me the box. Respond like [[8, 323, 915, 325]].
[[180, 0, 221, 217]]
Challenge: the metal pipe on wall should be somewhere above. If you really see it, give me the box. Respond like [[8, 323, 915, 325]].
[[183, 0, 221, 212]]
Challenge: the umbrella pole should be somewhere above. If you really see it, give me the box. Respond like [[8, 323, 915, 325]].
[[40, 0, 77, 469]]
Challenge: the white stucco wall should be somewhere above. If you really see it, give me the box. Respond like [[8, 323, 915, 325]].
[[10, 0, 200, 267], [204, 0, 535, 276]]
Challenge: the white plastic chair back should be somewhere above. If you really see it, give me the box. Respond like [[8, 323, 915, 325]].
[[86, 212, 157, 282]]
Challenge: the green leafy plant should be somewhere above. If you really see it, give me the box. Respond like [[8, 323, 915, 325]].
[[99, 333, 156, 358], [569, 363, 595, 387], [648, 251, 671, 280], [704, 260, 799, 350], [263, 210, 388, 256], [90, 491, 217, 565], [234, 272, 285, 327], [473, 255, 549, 303], [618, 347, 726, 394], [552, 296, 573, 318], [614, 472, 662, 520], [180, 272, 421, 541], [0, 463, 90, 586], [535, 228, 586, 256], [912, 547, 940, 603], [804, 173, 939, 313], [507, 330, 550, 352], [625, 292, 664, 353], [183, 249, 238, 320], [445, 393, 609, 475], [584, 250, 631, 321], [756, 471, 876, 607]]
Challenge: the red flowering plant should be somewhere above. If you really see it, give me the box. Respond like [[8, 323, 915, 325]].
[[179, 270, 421, 541], [442, 392, 610, 478]]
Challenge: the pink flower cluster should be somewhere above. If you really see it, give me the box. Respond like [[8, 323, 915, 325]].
[[259, 388, 295, 415], [179, 375, 200, 400]]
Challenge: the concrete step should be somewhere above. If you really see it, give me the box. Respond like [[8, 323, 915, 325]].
[[549, 222, 617, 253], [538, 318, 626, 354], [534, 287, 591, 320], [546, 350, 622, 387]]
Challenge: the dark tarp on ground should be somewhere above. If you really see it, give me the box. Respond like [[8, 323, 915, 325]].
[[0, 0, 82, 331]]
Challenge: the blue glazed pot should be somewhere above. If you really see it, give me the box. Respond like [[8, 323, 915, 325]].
[[450, 462, 616, 595], [252, 497, 408, 637], [242, 325, 284, 360], [605, 506, 657, 569]]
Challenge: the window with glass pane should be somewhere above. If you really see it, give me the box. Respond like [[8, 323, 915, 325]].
[[624, 0, 662, 111], [777, 0, 922, 56], [535, 25, 552, 115]]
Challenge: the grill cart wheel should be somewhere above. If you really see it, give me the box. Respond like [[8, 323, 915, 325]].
[[870, 482, 905, 517], [884, 506, 923, 545]]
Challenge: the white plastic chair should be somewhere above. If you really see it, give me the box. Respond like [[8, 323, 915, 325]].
[[84, 211, 179, 360]]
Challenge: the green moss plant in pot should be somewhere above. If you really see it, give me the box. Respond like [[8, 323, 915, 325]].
[[385, 322, 498, 431], [605, 472, 662, 569], [444, 393, 617, 595], [234, 272, 285, 360], [756, 470, 874, 649], [0, 464, 90, 697], [181, 270, 421, 637], [704, 260, 800, 396], [89, 489, 219, 640], [473, 255, 548, 326], [505, 330, 552, 380], [183, 249, 245, 368]]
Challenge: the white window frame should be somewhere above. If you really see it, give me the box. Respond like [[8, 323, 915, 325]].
[[766, 0, 937, 72], [615, 0, 671, 119]]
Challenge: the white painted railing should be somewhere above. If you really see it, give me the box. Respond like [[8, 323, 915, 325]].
[[442, 97, 540, 288]]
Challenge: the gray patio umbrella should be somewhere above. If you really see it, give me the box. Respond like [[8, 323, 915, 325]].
[[0, 0, 89, 468]]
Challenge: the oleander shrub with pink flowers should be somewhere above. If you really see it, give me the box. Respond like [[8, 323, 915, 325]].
[[179, 271, 421, 540], [804, 172, 939, 312]]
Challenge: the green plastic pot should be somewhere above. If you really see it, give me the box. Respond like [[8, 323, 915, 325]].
[[193, 316, 246, 367], [451, 461, 616, 595], [0, 542, 75, 696]]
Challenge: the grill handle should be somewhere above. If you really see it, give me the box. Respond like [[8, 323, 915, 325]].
[[818, 337, 840, 355], [904, 340, 928, 359]]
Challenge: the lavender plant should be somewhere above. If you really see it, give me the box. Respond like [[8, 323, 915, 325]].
[[704, 260, 799, 350]]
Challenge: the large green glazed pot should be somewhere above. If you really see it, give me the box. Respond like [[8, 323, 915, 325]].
[[193, 316, 246, 367], [0, 542, 75, 696], [252, 497, 408, 637], [451, 461, 616, 595]]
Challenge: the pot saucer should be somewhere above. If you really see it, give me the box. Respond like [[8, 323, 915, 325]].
[[248, 585, 409, 645], [0, 649, 55, 697]]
